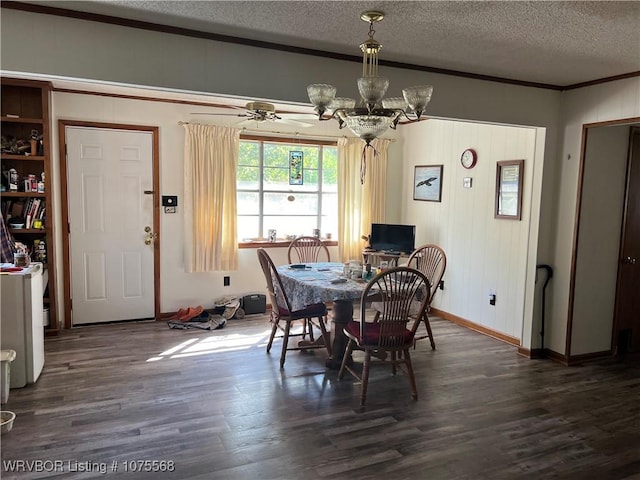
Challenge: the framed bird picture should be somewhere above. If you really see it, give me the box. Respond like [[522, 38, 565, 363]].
[[413, 165, 443, 202]]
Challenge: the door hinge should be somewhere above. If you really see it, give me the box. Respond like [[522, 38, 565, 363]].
[[68, 222, 71, 234]]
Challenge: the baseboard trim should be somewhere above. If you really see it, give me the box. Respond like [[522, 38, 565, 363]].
[[542, 349, 569, 365], [517, 347, 542, 358], [516, 347, 570, 364], [566, 350, 613, 365], [430, 308, 521, 347]]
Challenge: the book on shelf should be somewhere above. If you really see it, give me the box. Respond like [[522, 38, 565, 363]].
[[22, 198, 43, 228]]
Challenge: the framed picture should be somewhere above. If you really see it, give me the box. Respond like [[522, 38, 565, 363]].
[[289, 151, 303, 185], [495, 159, 524, 220], [413, 165, 443, 202]]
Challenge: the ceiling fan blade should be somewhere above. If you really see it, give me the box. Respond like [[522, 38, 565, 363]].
[[277, 112, 318, 120], [236, 118, 259, 127], [190, 112, 251, 117], [277, 118, 314, 128], [230, 104, 252, 112]]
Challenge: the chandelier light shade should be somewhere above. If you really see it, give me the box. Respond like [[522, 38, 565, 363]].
[[381, 97, 409, 110], [402, 85, 433, 118], [344, 114, 394, 143], [307, 84, 337, 117], [307, 10, 433, 145]]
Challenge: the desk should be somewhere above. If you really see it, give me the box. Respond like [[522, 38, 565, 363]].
[[277, 262, 366, 369], [362, 250, 409, 268]]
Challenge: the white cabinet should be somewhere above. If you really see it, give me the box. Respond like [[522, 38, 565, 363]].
[[1, 262, 45, 388]]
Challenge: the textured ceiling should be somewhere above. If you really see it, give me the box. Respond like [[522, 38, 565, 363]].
[[15, 0, 640, 87]]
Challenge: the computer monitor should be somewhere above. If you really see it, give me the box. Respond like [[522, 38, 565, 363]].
[[369, 223, 416, 254]]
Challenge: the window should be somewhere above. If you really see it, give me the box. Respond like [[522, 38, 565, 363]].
[[237, 137, 338, 241]]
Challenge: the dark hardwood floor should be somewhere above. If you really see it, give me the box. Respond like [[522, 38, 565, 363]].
[[1, 315, 639, 479]]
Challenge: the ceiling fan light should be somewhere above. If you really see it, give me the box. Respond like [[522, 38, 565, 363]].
[[402, 85, 433, 117], [307, 84, 337, 109], [245, 101, 275, 113]]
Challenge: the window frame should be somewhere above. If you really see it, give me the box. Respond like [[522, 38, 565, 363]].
[[237, 134, 337, 248]]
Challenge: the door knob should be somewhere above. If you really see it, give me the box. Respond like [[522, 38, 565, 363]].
[[623, 256, 637, 265], [144, 226, 157, 245]]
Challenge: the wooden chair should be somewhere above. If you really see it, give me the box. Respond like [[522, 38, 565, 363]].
[[338, 266, 430, 406], [257, 248, 332, 368], [287, 236, 330, 264], [406, 244, 446, 349]]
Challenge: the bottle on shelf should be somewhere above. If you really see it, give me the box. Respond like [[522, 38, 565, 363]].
[[8, 168, 18, 191]]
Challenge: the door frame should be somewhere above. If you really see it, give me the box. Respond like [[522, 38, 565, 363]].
[[58, 120, 161, 328], [566, 117, 640, 361], [612, 126, 640, 353]]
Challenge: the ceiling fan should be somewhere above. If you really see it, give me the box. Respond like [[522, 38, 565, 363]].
[[192, 101, 315, 128]]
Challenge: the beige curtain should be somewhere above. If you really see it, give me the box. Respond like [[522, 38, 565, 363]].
[[337, 137, 390, 262], [182, 123, 240, 272]]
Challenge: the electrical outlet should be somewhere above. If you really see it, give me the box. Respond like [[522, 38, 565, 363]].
[[223, 276, 230, 286], [164, 206, 176, 214]]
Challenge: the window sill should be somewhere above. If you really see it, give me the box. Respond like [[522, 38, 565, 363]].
[[239, 239, 338, 249]]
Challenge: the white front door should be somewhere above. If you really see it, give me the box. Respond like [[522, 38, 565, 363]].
[[66, 126, 155, 324]]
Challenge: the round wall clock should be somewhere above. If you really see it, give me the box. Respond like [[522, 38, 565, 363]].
[[460, 148, 477, 169]]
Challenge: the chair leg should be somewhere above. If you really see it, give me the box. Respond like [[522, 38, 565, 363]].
[[423, 314, 436, 350], [266, 317, 278, 353], [318, 315, 332, 355], [391, 351, 397, 375], [338, 339, 354, 380], [360, 351, 372, 406], [403, 348, 418, 400], [307, 318, 315, 342], [280, 321, 292, 368]]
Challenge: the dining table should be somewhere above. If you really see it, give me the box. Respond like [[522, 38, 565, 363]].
[[276, 261, 370, 369]]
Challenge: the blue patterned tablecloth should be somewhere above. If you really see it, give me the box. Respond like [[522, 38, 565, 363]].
[[276, 262, 366, 311]]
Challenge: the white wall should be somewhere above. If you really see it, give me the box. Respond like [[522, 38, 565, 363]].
[[399, 119, 539, 341]]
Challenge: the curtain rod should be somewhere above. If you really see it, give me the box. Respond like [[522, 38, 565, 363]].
[[177, 122, 396, 142]]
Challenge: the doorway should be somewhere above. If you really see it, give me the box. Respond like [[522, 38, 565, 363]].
[[613, 126, 640, 353], [568, 119, 640, 359], [59, 121, 160, 326]]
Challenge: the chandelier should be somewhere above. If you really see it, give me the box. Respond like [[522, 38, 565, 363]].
[[307, 11, 433, 145]]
